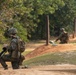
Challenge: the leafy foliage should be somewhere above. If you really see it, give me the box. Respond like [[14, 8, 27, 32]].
[[13, 22, 27, 41], [31, 0, 76, 39], [0, 0, 76, 41]]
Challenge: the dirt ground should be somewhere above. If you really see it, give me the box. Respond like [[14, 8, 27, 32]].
[[25, 44, 76, 60], [0, 37, 76, 75], [0, 64, 76, 75]]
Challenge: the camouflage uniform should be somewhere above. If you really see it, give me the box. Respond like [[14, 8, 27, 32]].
[[55, 28, 69, 44], [0, 27, 25, 70], [0, 35, 20, 69]]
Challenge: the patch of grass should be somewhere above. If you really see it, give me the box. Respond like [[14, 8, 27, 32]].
[[0, 44, 2, 52], [22, 50, 32, 55], [23, 51, 76, 66]]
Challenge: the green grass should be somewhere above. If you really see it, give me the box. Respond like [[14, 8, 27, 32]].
[[23, 51, 76, 66], [22, 50, 32, 55], [0, 44, 3, 52]]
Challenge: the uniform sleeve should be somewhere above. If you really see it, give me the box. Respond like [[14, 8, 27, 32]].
[[55, 33, 63, 42]]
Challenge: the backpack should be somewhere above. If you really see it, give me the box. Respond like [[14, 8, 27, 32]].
[[60, 32, 69, 42], [17, 39, 26, 53]]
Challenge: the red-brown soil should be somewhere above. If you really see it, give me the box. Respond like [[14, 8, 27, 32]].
[[0, 37, 76, 75], [25, 44, 76, 60], [25, 37, 76, 60]]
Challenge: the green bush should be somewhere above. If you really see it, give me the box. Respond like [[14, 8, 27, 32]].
[[13, 22, 28, 41]]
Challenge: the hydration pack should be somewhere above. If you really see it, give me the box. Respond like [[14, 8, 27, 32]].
[[17, 39, 26, 53]]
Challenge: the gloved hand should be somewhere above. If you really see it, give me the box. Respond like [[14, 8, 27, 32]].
[[2, 47, 7, 52], [2, 44, 8, 52]]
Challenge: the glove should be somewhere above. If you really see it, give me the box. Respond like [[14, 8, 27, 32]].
[[2, 47, 7, 52]]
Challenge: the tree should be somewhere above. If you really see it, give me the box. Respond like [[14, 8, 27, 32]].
[[0, 0, 76, 41], [50, 0, 76, 36], [30, 0, 65, 39], [31, 0, 76, 39]]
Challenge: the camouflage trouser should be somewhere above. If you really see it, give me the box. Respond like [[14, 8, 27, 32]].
[[60, 41, 68, 44], [19, 55, 25, 65], [0, 54, 19, 69], [60, 40, 68, 44]]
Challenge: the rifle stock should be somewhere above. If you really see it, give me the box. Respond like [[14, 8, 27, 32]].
[[0, 50, 5, 56]]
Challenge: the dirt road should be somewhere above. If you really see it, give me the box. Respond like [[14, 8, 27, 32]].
[[0, 65, 76, 75], [1, 38, 76, 75]]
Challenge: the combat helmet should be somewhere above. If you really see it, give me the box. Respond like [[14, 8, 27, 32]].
[[60, 28, 65, 32], [8, 27, 18, 35]]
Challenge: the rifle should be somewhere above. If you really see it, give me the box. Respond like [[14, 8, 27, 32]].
[[49, 40, 57, 46], [0, 47, 7, 57]]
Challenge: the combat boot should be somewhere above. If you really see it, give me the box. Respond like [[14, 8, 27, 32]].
[[4, 65, 8, 70], [4, 67, 8, 70]]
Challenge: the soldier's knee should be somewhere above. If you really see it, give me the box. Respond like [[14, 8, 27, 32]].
[[21, 55, 25, 60]]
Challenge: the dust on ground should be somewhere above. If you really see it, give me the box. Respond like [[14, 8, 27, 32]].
[[0, 64, 76, 75], [0, 37, 76, 75]]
